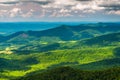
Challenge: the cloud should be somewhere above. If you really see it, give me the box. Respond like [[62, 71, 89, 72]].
[[0, 0, 52, 5], [9, 8, 22, 17], [97, 0, 120, 15], [0, 0, 120, 20], [0, 0, 19, 5], [76, 0, 92, 1], [0, 1, 18, 4], [108, 10, 120, 15], [22, 0, 52, 5], [0, 10, 8, 17], [21, 9, 34, 17], [99, 4, 120, 11]]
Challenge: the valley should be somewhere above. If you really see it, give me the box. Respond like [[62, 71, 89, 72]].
[[0, 22, 120, 80]]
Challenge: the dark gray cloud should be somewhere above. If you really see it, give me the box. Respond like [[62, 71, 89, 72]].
[[0, 0, 52, 5], [0, 1, 18, 4], [99, 4, 120, 11], [24, 0, 52, 5], [76, 0, 92, 1]]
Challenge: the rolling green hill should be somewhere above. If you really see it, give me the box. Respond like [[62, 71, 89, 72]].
[[0, 47, 116, 80], [15, 32, 120, 53], [1, 23, 120, 45], [0, 23, 120, 80]]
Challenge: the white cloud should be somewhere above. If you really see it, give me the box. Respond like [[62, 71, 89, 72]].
[[0, 10, 8, 17], [0, 0, 119, 19], [108, 11, 120, 15], [0, 0, 17, 2], [50, 9, 73, 17], [59, 9, 71, 13], [21, 9, 34, 17], [9, 8, 22, 17]]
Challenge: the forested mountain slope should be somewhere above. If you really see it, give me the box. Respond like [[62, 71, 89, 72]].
[[1, 23, 120, 44]]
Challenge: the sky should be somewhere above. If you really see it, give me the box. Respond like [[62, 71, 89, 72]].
[[0, 0, 120, 22]]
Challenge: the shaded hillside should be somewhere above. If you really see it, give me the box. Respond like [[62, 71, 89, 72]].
[[18, 66, 120, 80], [77, 58, 120, 70], [0, 35, 5, 42], [15, 31, 120, 53], [0, 57, 38, 71], [79, 32, 120, 46]]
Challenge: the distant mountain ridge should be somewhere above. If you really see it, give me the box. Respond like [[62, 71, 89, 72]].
[[0, 23, 119, 43], [0, 22, 81, 34]]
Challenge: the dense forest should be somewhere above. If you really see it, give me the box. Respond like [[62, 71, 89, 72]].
[[18, 66, 120, 80]]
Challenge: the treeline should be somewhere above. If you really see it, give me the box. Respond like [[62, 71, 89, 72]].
[[17, 66, 120, 80]]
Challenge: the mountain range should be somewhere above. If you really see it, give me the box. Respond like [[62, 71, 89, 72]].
[[0, 23, 120, 44], [0, 22, 120, 80]]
